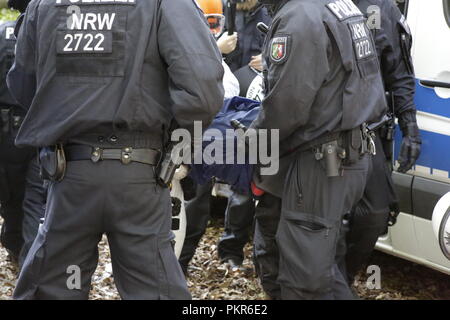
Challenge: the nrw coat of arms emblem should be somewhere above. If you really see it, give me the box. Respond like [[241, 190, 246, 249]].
[[270, 36, 289, 63]]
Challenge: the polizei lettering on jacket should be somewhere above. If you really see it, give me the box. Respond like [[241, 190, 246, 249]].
[[326, 0, 362, 21], [5, 27, 14, 40], [57, 7, 117, 54]]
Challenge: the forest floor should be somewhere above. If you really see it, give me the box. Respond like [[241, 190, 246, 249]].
[[1, 217, 450, 300]]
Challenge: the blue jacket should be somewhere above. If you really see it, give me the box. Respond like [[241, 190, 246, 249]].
[[190, 96, 260, 194]]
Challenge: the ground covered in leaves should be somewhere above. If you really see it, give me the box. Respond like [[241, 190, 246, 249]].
[[1, 218, 449, 300]]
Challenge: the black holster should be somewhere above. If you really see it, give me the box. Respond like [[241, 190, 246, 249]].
[[156, 148, 178, 188], [342, 127, 364, 166], [38, 144, 66, 182], [378, 119, 395, 165], [313, 126, 373, 177], [313, 141, 346, 177], [156, 141, 188, 188]]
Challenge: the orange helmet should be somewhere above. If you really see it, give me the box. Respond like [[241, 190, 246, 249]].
[[197, 0, 225, 36], [197, 0, 223, 15]]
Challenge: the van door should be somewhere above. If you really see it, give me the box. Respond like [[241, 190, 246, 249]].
[[406, 0, 450, 267], [377, 0, 417, 258], [403, 0, 450, 179]]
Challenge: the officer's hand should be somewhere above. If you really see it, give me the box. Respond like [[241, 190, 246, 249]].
[[249, 54, 263, 72], [217, 32, 238, 55], [398, 135, 421, 173], [397, 111, 421, 173]]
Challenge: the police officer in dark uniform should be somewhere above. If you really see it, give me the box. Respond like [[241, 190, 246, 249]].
[[342, 0, 421, 283], [254, 0, 420, 300], [9, 0, 224, 299], [251, 0, 387, 299], [0, 16, 28, 264], [0, 0, 45, 267]]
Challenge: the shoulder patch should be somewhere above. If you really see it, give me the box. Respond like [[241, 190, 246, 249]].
[[269, 36, 290, 64]]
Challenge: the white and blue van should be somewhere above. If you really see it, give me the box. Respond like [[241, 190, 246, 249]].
[[376, 0, 450, 275]]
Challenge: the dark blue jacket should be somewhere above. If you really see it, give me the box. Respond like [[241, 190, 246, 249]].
[[190, 96, 260, 194], [224, 5, 271, 72]]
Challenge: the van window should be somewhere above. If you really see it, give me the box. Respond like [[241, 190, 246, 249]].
[[445, 0, 450, 28]]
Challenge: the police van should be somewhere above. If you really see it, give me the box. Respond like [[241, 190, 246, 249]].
[[375, 0, 450, 275]]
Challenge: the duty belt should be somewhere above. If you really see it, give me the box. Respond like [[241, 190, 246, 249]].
[[295, 125, 376, 177], [297, 131, 343, 153], [64, 144, 160, 166], [298, 126, 376, 156]]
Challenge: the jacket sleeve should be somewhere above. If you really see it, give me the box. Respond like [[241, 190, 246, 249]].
[[251, 9, 331, 142], [157, 0, 225, 133], [378, 2, 416, 116], [6, 9, 37, 111]]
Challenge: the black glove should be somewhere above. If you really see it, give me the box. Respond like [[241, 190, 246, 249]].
[[397, 111, 421, 173], [7, 0, 31, 13], [388, 202, 400, 227]]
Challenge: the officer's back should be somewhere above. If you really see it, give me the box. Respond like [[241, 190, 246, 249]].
[[254, 0, 387, 151], [9, 0, 224, 148]]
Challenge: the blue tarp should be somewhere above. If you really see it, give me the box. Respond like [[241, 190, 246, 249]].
[[190, 96, 261, 194]]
